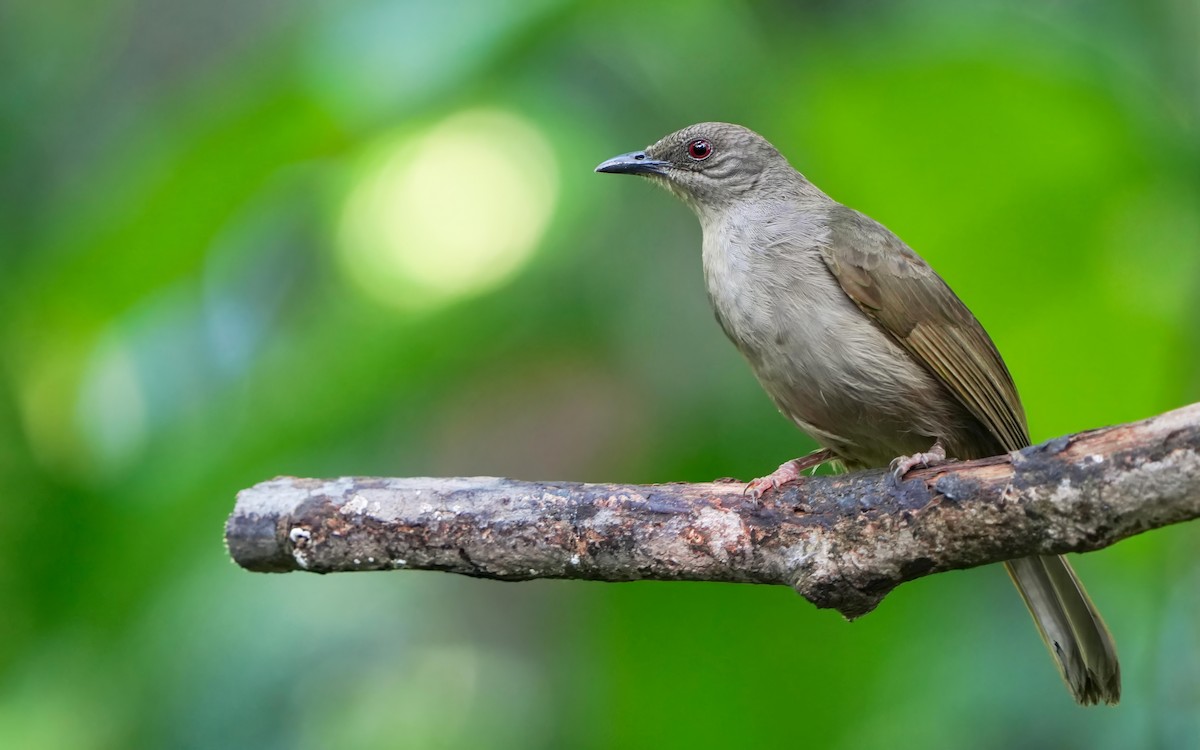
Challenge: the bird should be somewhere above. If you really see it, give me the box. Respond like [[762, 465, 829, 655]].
[[595, 122, 1120, 705]]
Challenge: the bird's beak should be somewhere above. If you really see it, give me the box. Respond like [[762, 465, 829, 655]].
[[594, 150, 670, 176]]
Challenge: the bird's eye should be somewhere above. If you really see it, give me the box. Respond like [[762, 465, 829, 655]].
[[687, 139, 712, 161]]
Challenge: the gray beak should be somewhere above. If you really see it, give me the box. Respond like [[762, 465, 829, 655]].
[[594, 150, 670, 176]]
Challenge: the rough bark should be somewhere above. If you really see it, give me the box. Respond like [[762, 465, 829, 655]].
[[225, 403, 1200, 618]]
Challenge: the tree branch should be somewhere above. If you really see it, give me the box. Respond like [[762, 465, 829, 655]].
[[225, 403, 1200, 618]]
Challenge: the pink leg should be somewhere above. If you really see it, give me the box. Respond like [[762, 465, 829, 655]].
[[745, 448, 835, 500], [888, 440, 947, 481]]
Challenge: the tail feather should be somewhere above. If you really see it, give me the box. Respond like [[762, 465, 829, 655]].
[[1005, 555, 1121, 705]]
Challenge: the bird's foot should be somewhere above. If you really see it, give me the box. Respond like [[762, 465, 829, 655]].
[[888, 441, 947, 484], [745, 449, 835, 501]]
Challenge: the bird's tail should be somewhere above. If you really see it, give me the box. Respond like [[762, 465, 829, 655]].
[[1004, 555, 1121, 705]]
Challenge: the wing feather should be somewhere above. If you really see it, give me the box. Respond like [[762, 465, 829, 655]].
[[819, 206, 1029, 454]]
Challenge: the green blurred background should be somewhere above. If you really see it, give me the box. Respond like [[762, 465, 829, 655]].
[[2, 0, 1198, 747]]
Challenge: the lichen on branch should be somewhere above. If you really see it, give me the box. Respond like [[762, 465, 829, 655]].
[[225, 403, 1200, 618]]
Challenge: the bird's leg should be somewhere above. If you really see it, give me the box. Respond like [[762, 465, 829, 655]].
[[888, 439, 947, 483], [745, 448, 836, 500]]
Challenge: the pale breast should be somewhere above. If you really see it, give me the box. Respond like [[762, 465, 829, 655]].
[[701, 206, 975, 468]]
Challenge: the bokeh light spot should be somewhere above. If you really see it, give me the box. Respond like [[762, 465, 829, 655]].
[[77, 334, 148, 472], [338, 109, 558, 310]]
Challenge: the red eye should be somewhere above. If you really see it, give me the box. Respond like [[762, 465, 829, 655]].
[[687, 139, 712, 160]]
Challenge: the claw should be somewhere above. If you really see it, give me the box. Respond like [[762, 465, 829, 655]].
[[888, 440, 947, 483], [744, 448, 835, 501]]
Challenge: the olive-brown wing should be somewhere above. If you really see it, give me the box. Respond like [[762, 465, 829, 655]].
[[819, 206, 1029, 455]]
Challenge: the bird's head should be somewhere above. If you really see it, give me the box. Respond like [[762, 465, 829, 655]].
[[595, 122, 796, 212]]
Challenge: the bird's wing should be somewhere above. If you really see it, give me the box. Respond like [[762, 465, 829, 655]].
[[817, 205, 1029, 452]]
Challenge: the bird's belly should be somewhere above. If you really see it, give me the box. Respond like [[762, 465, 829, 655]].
[[734, 294, 971, 469], [702, 227, 977, 469]]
